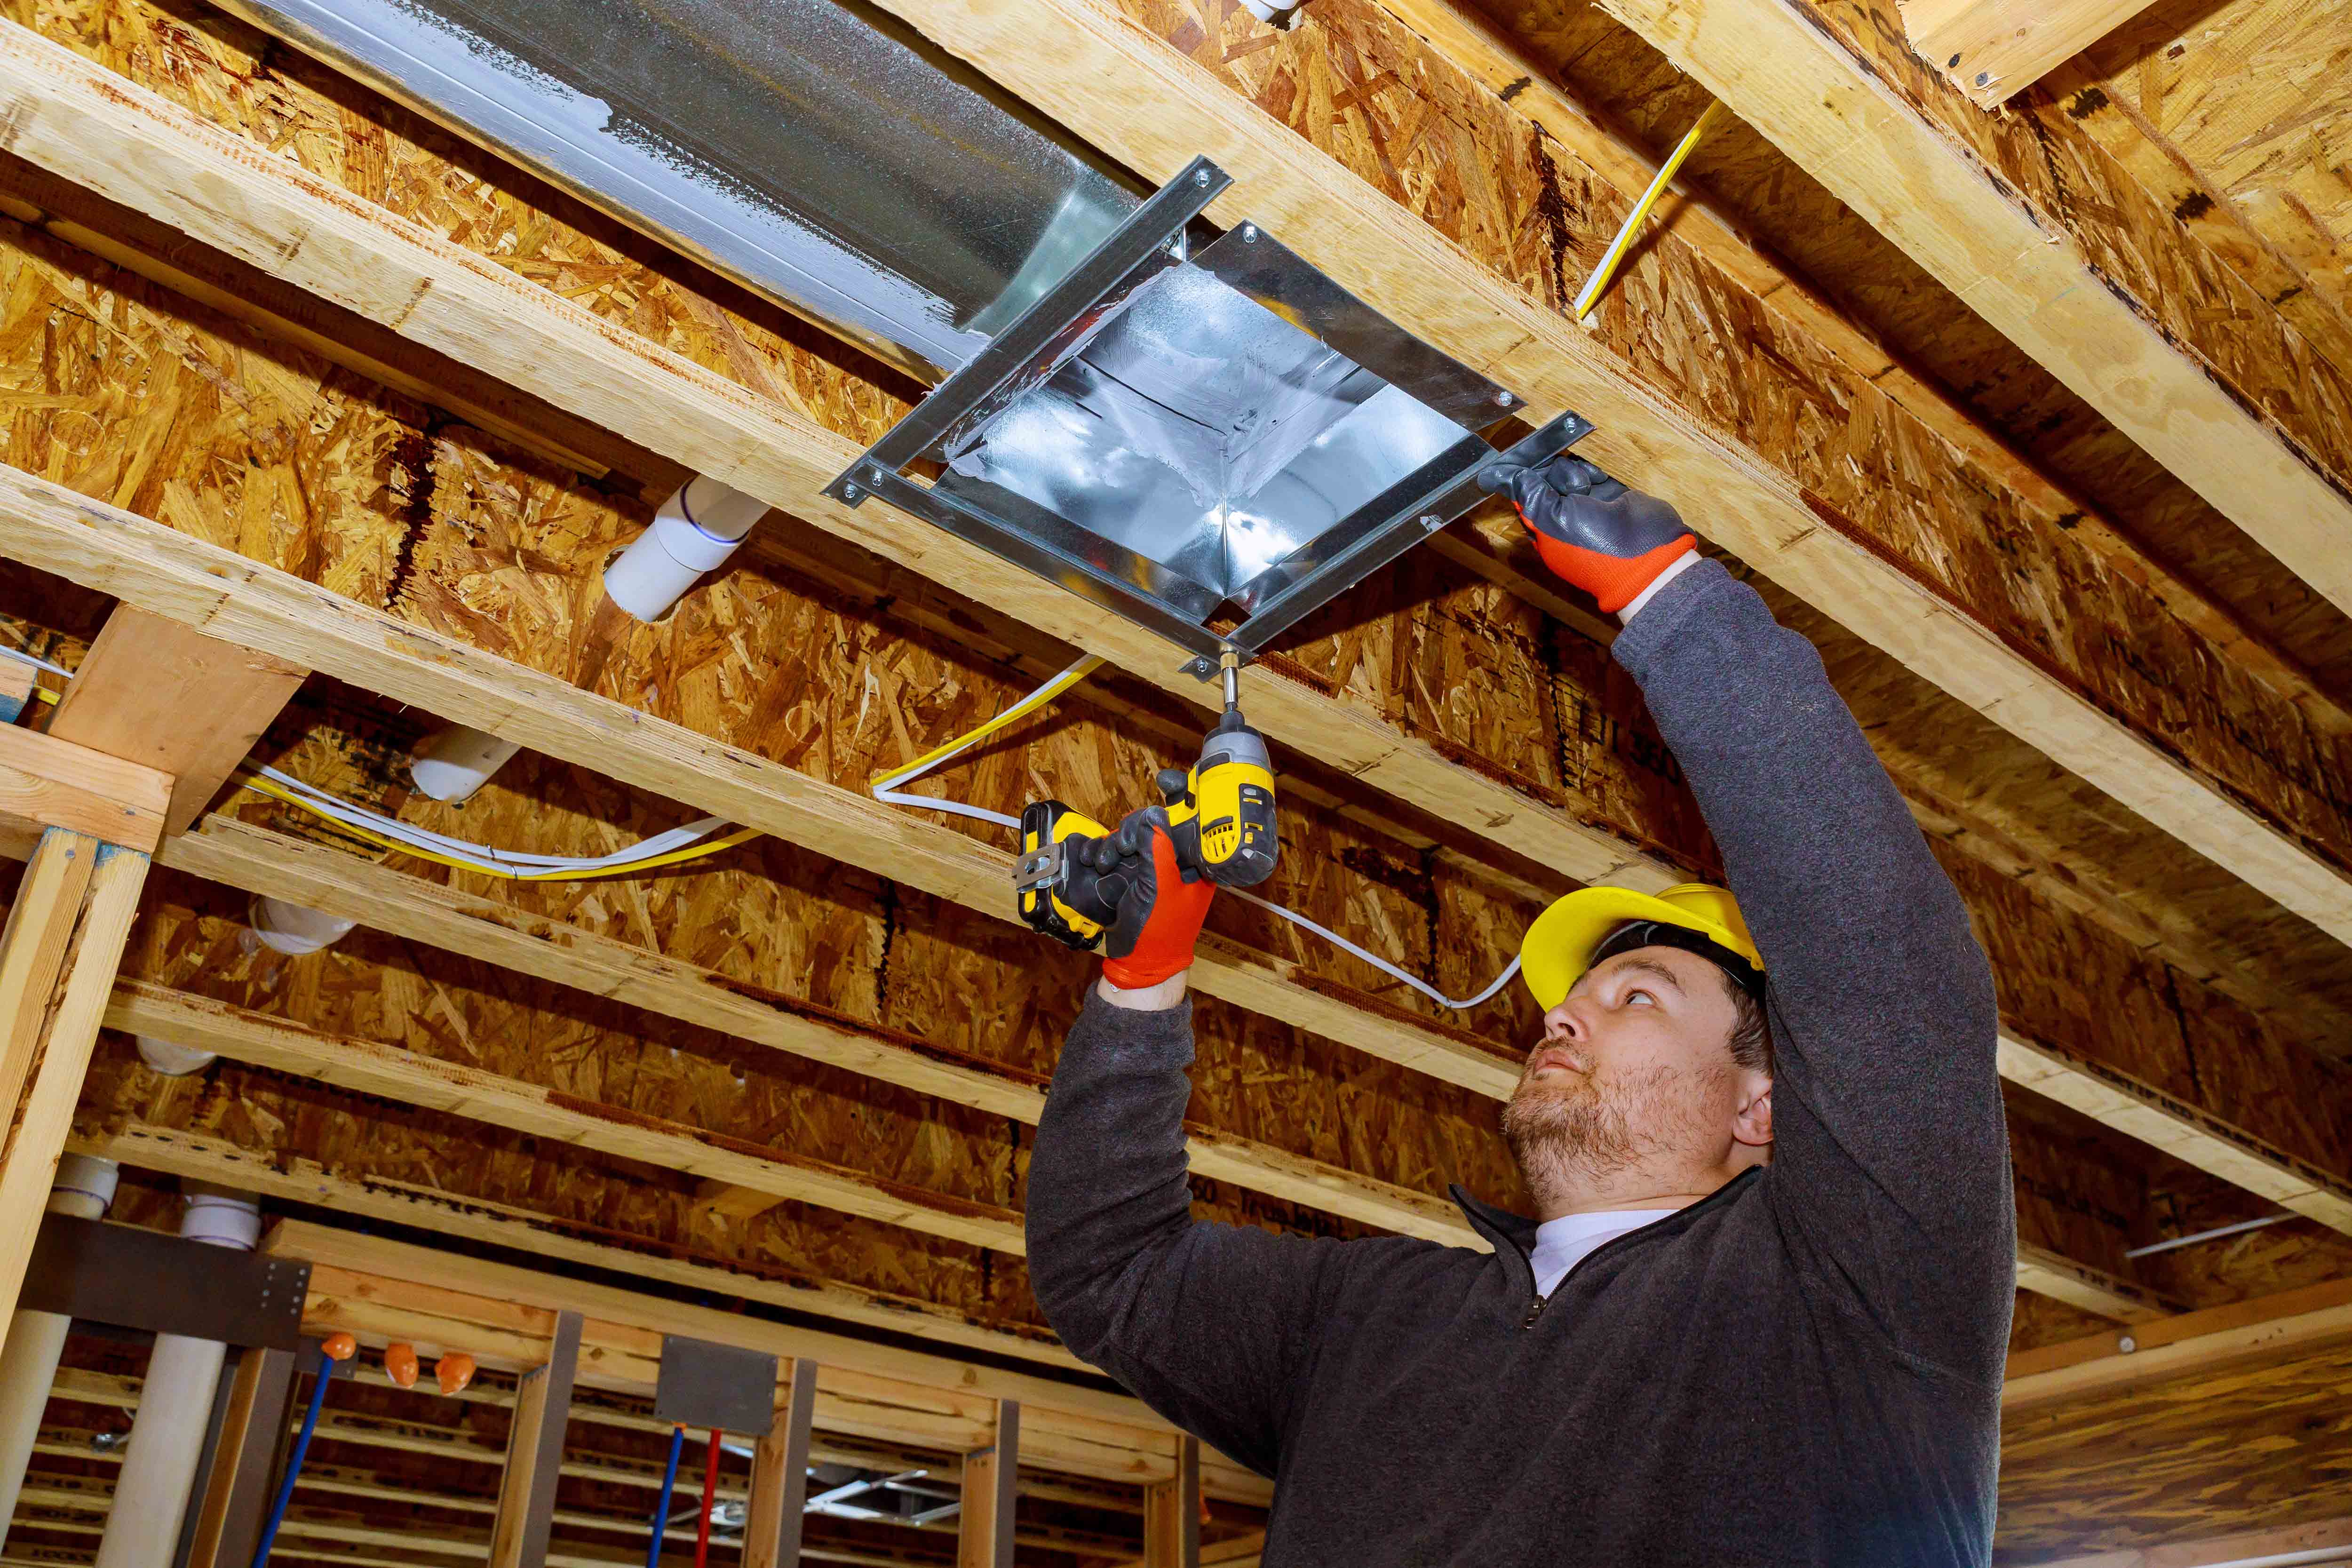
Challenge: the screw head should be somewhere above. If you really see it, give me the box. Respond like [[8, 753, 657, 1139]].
[[1495, 390, 1515, 406], [1975, 70, 1990, 85], [866, 465, 885, 484], [1241, 223, 1258, 243], [1419, 513, 1443, 531], [841, 483, 862, 503], [2117, 1334, 2137, 1354], [1193, 167, 1211, 187]]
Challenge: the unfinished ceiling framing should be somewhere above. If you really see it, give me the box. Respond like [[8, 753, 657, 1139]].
[[0, 0, 2346, 1559]]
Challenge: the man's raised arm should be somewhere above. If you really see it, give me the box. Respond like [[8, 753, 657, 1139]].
[[1489, 458, 2013, 1382]]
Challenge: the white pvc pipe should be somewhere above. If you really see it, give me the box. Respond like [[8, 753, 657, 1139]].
[[136, 1036, 218, 1078], [245, 897, 356, 957], [408, 725, 524, 804], [92, 1188, 260, 1568], [0, 1155, 119, 1552], [602, 476, 767, 621]]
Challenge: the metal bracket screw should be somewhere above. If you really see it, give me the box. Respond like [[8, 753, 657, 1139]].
[[866, 465, 886, 484], [1495, 390, 1515, 407], [2117, 1334, 2137, 1354], [841, 484, 862, 503], [1419, 513, 1444, 532], [1193, 168, 1211, 187], [1179, 654, 1219, 682], [1240, 223, 1258, 243]]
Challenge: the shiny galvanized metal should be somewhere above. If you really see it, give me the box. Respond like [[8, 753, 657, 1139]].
[[213, 0, 1142, 379]]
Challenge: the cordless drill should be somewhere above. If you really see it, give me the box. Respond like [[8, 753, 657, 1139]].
[[1013, 656, 1277, 949]]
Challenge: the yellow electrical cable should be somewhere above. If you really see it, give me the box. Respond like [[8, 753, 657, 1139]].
[[870, 655, 1104, 791], [1572, 101, 1725, 321], [235, 771, 763, 881]]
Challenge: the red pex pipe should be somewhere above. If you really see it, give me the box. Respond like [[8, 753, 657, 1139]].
[[693, 1429, 722, 1568]]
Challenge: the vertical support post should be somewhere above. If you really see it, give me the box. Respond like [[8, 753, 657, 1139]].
[[956, 1399, 1018, 1568], [1143, 1434, 1201, 1568], [0, 830, 151, 1355], [490, 1310, 581, 1568], [741, 1359, 817, 1568], [183, 1347, 299, 1568]]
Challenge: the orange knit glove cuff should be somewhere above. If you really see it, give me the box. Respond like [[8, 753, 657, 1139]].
[[1526, 529, 1698, 614]]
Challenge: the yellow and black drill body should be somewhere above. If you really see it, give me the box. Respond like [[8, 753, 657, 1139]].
[[1015, 683, 1278, 949]]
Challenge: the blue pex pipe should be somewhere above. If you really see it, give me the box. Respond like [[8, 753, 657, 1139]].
[[647, 1426, 686, 1568], [249, 1349, 335, 1568]]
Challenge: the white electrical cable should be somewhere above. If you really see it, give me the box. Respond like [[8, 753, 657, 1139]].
[[0, 643, 73, 679], [871, 663, 1522, 1011]]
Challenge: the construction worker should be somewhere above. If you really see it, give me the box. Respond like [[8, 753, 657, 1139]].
[[1025, 454, 2013, 1566]]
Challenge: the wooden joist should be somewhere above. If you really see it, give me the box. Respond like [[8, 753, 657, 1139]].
[[2003, 1276, 2352, 1414], [1899, 0, 2165, 107], [106, 979, 1034, 1255], [0, 725, 168, 856], [1589, 0, 2352, 621], [5, 15, 2347, 976], [2010, 1517, 2352, 1568]]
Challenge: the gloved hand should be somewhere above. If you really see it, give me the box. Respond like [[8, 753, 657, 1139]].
[[1086, 806, 1216, 991], [1479, 454, 1695, 614]]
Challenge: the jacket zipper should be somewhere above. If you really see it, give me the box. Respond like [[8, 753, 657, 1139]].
[[1513, 1168, 1762, 1331]]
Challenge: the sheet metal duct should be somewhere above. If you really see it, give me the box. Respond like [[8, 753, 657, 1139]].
[[227, 0, 1588, 664], [215, 0, 1142, 380]]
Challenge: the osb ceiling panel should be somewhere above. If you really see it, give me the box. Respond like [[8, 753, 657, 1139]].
[[1462, 0, 2352, 698]]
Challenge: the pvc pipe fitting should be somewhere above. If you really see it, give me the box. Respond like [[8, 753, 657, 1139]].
[[246, 896, 357, 956], [409, 725, 524, 804], [52, 1154, 119, 1217], [1240, 0, 1302, 22], [602, 476, 767, 621], [136, 1036, 218, 1078], [180, 1186, 261, 1251]]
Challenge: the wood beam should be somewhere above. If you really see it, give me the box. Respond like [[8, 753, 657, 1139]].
[[2003, 1276, 2352, 1413], [0, 829, 147, 1348], [1590, 0, 2352, 620], [47, 606, 306, 837], [105, 979, 1033, 1256], [67, 1121, 1084, 1374], [2012, 1244, 2172, 1326], [1142, 1435, 1200, 1568], [489, 1311, 580, 1568], [956, 1401, 1017, 1568], [0, 726, 168, 854], [15, 15, 2351, 975], [1899, 0, 2165, 107], [741, 1362, 816, 1568]]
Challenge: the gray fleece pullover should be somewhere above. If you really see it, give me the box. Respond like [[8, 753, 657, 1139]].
[[1025, 559, 2013, 1567]]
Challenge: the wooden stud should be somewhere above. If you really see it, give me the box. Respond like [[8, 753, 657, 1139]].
[[0, 829, 148, 1350], [183, 1347, 300, 1568], [2012, 1517, 2352, 1568], [1142, 1434, 1200, 1568], [0, 657, 34, 726], [742, 1360, 818, 1568], [47, 606, 306, 836], [956, 1401, 1018, 1568], [490, 1310, 582, 1568]]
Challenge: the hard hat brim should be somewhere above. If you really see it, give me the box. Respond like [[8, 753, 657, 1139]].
[[1519, 886, 1761, 1011]]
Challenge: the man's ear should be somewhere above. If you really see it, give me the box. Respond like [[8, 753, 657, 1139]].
[[1731, 1078, 1773, 1149]]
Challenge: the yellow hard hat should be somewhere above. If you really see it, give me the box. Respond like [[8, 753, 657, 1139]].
[[1519, 882, 1764, 1010]]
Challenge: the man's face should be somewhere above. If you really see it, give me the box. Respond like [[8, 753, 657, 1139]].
[[1502, 945, 1766, 1200]]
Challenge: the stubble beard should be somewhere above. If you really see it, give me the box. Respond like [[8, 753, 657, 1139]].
[[1501, 1060, 1725, 1209]]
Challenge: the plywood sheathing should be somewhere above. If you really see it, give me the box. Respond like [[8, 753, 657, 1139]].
[[1084, 0, 2352, 885], [1470, 0, 2352, 702], [27, 0, 2352, 945], [1995, 1338, 2352, 1560]]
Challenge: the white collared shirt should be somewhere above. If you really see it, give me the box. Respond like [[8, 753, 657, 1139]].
[[1528, 1210, 1678, 1298]]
